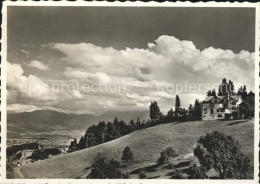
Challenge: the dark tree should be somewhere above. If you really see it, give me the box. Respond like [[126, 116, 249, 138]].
[[243, 85, 247, 93], [166, 108, 174, 122], [194, 131, 250, 179], [150, 101, 161, 121], [157, 150, 167, 165], [239, 100, 254, 119], [175, 95, 181, 117], [129, 119, 136, 131], [89, 153, 125, 179], [117, 120, 131, 136], [237, 86, 243, 95], [188, 104, 193, 119], [96, 121, 106, 144], [207, 90, 212, 96], [218, 78, 235, 96], [68, 138, 78, 152], [211, 89, 216, 96], [193, 99, 202, 120], [78, 136, 86, 150], [121, 146, 134, 165], [157, 146, 178, 165], [112, 117, 122, 137], [106, 122, 120, 141], [135, 118, 142, 130]]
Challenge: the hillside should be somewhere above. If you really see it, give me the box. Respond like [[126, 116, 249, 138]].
[[7, 109, 149, 134], [16, 119, 254, 179]]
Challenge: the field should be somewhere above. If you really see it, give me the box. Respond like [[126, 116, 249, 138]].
[[7, 130, 85, 149], [16, 119, 254, 179]]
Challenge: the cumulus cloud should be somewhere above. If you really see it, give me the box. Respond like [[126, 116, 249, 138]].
[[7, 62, 53, 101], [27, 60, 50, 71], [48, 35, 255, 113], [64, 67, 111, 84], [8, 35, 255, 114]]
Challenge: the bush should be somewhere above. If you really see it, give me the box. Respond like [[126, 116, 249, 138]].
[[194, 131, 250, 179], [30, 150, 48, 160], [139, 170, 147, 179], [171, 169, 185, 179], [123, 172, 130, 179], [157, 146, 178, 165], [188, 164, 208, 179], [89, 153, 128, 179]]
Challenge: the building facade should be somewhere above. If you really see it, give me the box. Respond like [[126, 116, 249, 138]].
[[201, 94, 242, 120]]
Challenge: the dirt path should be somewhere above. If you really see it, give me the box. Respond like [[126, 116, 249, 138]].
[[14, 166, 24, 178]]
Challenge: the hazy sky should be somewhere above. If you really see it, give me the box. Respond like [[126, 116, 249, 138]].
[[7, 6, 256, 114]]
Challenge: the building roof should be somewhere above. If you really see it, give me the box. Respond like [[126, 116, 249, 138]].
[[229, 95, 241, 101], [203, 94, 241, 103]]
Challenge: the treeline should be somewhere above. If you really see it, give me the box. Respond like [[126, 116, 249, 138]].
[[29, 148, 61, 160], [69, 95, 202, 152], [7, 142, 40, 157]]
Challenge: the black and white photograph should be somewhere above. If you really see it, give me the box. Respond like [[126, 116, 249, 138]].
[[2, 2, 259, 182]]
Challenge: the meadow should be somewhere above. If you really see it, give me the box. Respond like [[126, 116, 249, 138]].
[[17, 119, 254, 179]]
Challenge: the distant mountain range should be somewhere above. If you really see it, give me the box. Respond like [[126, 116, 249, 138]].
[[7, 109, 150, 134]]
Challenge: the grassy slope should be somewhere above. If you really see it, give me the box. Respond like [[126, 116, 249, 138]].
[[18, 119, 254, 179]]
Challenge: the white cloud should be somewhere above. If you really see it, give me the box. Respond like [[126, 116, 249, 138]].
[[49, 35, 255, 113], [7, 104, 38, 113], [72, 90, 82, 98], [64, 68, 111, 84], [7, 62, 53, 101], [27, 60, 50, 71], [8, 35, 255, 114]]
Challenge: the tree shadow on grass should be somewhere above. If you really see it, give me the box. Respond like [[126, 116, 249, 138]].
[[227, 120, 248, 126], [130, 164, 159, 174], [175, 160, 193, 168], [147, 175, 160, 179], [83, 166, 91, 170]]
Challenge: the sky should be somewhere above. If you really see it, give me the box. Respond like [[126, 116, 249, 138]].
[[7, 6, 256, 114]]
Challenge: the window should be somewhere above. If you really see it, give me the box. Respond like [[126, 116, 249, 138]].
[[204, 108, 207, 114], [214, 99, 218, 103], [232, 102, 236, 105], [220, 108, 225, 112], [232, 107, 236, 110], [218, 114, 222, 118], [217, 109, 219, 112], [210, 108, 213, 114]]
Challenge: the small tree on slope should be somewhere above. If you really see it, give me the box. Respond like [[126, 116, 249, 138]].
[[121, 146, 134, 165]]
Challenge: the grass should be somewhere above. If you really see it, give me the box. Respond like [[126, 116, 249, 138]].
[[17, 119, 254, 179]]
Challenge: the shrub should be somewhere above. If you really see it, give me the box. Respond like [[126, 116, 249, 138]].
[[194, 131, 250, 179], [171, 169, 185, 179], [157, 146, 178, 165], [139, 170, 147, 179], [30, 150, 48, 160], [123, 172, 130, 179], [188, 164, 208, 179], [89, 153, 127, 179]]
